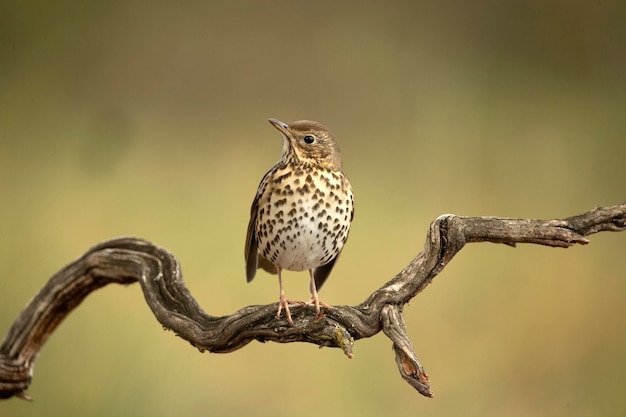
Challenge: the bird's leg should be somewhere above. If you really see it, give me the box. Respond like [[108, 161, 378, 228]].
[[309, 270, 321, 314], [307, 270, 331, 321], [276, 267, 294, 326]]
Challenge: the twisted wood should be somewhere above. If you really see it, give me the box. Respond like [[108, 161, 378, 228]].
[[1, 203, 624, 400]]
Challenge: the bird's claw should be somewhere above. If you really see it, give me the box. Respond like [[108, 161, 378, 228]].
[[277, 297, 305, 326], [306, 298, 331, 312]]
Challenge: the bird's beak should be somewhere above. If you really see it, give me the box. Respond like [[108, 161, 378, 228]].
[[268, 118, 290, 137]]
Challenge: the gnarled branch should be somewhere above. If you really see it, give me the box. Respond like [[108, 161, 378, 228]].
[[1, 203, 625, 400]]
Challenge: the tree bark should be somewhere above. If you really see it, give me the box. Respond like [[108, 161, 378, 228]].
[[1, 203, 625, 400]]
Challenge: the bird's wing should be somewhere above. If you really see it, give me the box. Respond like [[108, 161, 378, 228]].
[[244, 208, 259, 282], [244, 206, 279, 281], [312, 252, 341, 292], [245, 167, 280, 281]]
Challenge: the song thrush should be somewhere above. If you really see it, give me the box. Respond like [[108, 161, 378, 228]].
[[244, 118, 354, 325]]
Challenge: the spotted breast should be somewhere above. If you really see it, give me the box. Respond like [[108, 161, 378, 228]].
[[256, 162, 353, 274]]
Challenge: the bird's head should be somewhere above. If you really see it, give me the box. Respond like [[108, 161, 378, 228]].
[[269, 118, 344, 171]]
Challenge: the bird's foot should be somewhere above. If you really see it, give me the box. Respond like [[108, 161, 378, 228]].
[[305, 298, 332, 321], [277, 296, 305, 326]]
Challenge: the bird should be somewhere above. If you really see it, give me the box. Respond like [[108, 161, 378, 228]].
[[244, 118, 354, 325]]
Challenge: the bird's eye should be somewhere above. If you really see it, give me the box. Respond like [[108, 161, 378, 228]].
[[303, 135, 315, 144]]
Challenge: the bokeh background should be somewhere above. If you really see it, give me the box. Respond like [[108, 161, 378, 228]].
[[1, 1, 625, 416]]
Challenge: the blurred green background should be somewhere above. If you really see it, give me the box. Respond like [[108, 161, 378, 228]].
[[1, 1, 625, 416]]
